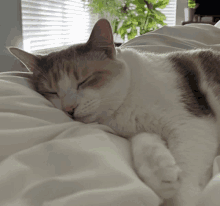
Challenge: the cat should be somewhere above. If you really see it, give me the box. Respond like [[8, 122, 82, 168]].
[[8, 18, 220, 206]]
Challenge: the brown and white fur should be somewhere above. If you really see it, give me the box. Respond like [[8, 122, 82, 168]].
[[8, 19, 220, 206]]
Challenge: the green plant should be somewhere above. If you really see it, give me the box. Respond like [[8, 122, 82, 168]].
[[85, 0, 170, 40], [188, 0, 196, 8]]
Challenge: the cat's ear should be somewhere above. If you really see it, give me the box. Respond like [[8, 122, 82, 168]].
[[87, 18, 116, 59], [7, 47, 40, 72]]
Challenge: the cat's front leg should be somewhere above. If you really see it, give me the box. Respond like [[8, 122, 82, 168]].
[[164, 119, 219, 206], [131, 133, 182, 200]]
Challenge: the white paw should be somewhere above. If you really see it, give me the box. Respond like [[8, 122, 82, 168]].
[[152, 158, 181, 199], [133, 142, 182, 199]]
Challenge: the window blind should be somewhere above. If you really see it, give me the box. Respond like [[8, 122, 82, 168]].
[[21, 0, 99, 52], [157, 0, 177, 26]]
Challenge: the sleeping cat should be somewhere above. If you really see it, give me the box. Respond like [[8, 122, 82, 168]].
[[8, 19, 220, 206]]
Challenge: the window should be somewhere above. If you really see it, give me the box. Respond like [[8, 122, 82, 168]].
[[21, 0, 177, 51], [21, 0, 98, 52]]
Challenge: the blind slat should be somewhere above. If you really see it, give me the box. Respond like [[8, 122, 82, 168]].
[[24, 23, 93, 29], [22, 4, 90, 13], [22, 7, 91, 16], [23, 31, 91, 37], [23, 19, 92, 25], [22, 0, 89, 7]]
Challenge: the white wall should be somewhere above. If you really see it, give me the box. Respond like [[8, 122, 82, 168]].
[[176, 0, 188, 25], [0, 0, 27, 72]]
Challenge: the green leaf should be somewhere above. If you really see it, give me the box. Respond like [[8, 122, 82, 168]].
[[127, 28, 137, 40], [152, 9, 166, 20], [188, 0, 196, 8], [132, 0, 146, 8], [153, 0, 169, 9], [118, 28, 126, 39], [112, 19, 119, 33], [146, 0, 155, 4]]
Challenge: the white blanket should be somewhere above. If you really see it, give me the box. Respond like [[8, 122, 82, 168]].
[[1, 23, 220, 206]]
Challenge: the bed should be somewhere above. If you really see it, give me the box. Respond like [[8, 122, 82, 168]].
[[1, 22, 220, 206]]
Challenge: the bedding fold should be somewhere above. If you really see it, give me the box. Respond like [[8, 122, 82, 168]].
[[0, 72, 162, 206]]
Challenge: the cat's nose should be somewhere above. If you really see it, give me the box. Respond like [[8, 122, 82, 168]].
[[65, 106, 75, 116]]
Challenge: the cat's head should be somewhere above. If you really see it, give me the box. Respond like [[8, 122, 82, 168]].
[[8, 19, 130, 123]]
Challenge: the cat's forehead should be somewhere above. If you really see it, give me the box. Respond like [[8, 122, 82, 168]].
[[58, 72, 77, 94], [49, 47, 107, 76], [45, 43, 107, 68]]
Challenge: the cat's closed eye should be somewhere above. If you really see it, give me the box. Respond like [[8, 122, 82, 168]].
[[77, 72, 105, 89], [41, 92, 58, 96], [77, 75, 97, 89], [77, 77, 90, 90]]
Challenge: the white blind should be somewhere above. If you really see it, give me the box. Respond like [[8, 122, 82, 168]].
[[157, 0, 177, 26], [21, 0, 99, 52]]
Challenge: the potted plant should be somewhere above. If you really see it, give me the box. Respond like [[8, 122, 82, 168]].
[[184, 0, 196, 22], [84, 0, 170, 41]]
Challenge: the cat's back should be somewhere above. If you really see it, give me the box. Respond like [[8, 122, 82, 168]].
[[112, 48, 220, 137], [119, 48, 220, 118]]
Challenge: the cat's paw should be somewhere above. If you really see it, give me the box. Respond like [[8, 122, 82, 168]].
[[132, 134, 182, 199], [151, 156, 182, 199]]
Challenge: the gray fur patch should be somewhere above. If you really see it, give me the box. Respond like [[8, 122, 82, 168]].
[[198, 50, 220, 97], [169, 51, 214, 117]]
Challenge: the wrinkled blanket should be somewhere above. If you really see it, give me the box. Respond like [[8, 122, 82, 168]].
[[1, 23, 220, 206]]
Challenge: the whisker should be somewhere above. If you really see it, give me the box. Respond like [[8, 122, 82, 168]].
[[100, 91, 134, 102], [83, 98, 128, 109]]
